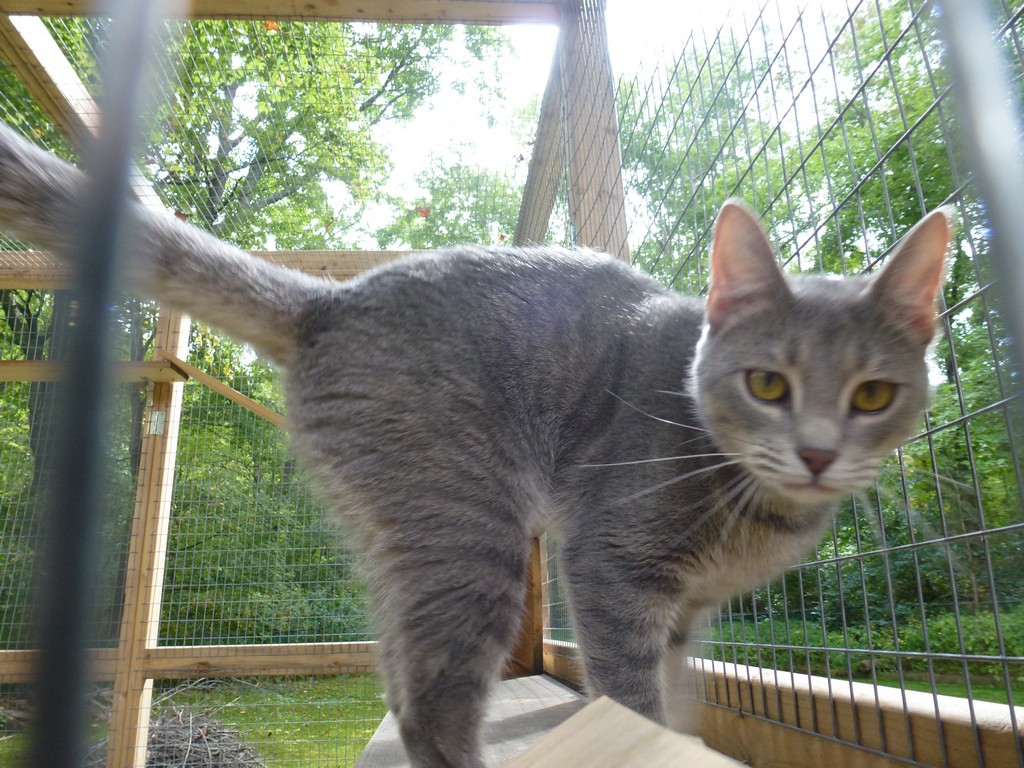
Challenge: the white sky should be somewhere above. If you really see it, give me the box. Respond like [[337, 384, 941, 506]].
[[352, 0, 852, 246]]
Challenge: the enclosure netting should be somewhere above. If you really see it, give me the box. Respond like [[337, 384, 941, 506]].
[[0, 0, 1022, 766], [0, 12, 549, 765], [542, 1, 1024, 766]]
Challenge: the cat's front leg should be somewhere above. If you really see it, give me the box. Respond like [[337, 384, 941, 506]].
[[332, 461, 535, 767], [366, 511, 532, 768], [559, 537, 675, 722], [660, 626, 701, 734]]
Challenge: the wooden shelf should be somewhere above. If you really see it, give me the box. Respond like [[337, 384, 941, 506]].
[[0, 641, 376, 682], [0, 249, 409, 289], [0, 360, 186, 383], [0, 1, 560, 24]]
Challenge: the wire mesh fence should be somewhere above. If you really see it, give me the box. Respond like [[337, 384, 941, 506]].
[[90, 675, 385, 768], [0, 9, 551, 765], [161, 367, 371, 648], [0, 0, 1021, 765], [541, 0, 1024, 764]]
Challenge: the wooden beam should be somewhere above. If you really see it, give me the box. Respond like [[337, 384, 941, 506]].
[[0, 13, 91, 146], [255, 249, 409, 281], [160, 351, 285, 427], [559, 0, 629, 261], [507, 537, 544, 676], [141, 642, 377, 679], [106, 309, 189, 768], [0, 14, 164, 207], [0, 249, 409, 288], [514, 52, 562, 246], [0, 641, 378, 682], [0, 0, 560, 24], [0, 359, 187, 382], [0, 250, 66, 288], [0, 648, 118, 683], [542, 645, 1024, 768]]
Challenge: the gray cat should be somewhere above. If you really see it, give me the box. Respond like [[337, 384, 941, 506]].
[[0, 124, 949, 767]]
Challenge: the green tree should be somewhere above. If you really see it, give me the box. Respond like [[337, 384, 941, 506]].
[[374, 155, 525, 249], [46, 19, 509, 249], [146, 21, 507, 248], [1, 18, 515, 646], [616, 35, 796, 292], [616, 0, 1022, 652]]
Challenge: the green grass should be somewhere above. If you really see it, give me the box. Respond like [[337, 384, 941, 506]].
[[154, 675, 386, 764], [1, 670, 1017, 765], [0, 674, 386, 767], [870, 675, 1019, 706]]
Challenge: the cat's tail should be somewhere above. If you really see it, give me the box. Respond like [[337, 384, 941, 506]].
[[0, 124, 330, 367]]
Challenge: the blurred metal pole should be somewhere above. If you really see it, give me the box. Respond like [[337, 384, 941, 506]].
[[940, 0, 1024, 375], [27, 1, 175, 766], [940, 3, 1024, 766]]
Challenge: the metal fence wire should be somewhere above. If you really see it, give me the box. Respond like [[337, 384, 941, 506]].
[[0, 0, 1021, 766], [544, 0, 1024, 765]]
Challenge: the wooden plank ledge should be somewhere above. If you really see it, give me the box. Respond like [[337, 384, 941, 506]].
[[509, 693, 743, 767], [542, 643, 1024, 768], [355, 675, 743, 767], [0, 1, 561, 24], [0, 359, 186, 382], [0, 249, 409, 288], [355, 675, 587, 767], [693, 657, 1024, 768]]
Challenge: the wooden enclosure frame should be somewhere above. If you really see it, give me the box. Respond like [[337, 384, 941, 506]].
[[0, 1, 1020, 766]]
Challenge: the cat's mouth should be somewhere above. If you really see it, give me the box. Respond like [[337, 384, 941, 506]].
[[779, 481, 844, 504]]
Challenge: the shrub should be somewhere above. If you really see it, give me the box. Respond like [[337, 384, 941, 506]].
[[698, 604, 1024, 682]]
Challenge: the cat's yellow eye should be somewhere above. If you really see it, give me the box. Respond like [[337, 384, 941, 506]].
[[851, 380, 896, 413], [746, 370, 790, 403]]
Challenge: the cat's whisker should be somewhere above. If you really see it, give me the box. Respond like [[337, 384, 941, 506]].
[[876, 460, 978, 493], [653, 388, 687, 397], [578, 452, 741, 469], [851, 491, 887, 544], [871, 490, 980, 583], [613, 459, 743, 505], [850, 486, 949, 553], [657, 472, 756, 541], [716, 478, 763, 547], [605, 389, 707, 433], [607, 389, 773, 453]]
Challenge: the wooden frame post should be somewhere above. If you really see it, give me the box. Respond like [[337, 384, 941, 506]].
[[514, 53, 564, 247], [560, 0, 629, 262], [508, 538, 544, 676], [105, 308, 189, 768]]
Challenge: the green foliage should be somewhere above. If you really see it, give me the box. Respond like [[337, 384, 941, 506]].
[[0, 60, 72, 163], [0, 18, 514, 651], [374, 157, 524, 249], [43, 18, 510, 249], [146, 21, 509, 249], [159, 339, 370, 645], [701, 604, 1024, 685], [617, 0, 1022, 694]]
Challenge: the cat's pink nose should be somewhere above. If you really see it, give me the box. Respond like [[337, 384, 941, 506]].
[[799, 448, 837, 475]]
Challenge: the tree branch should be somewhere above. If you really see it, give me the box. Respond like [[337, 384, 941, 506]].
[[358, 53, 414, 122]]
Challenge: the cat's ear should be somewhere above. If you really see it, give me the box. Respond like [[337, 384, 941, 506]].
[[706, 199, 791, 331], [870, 208, 951, 344]]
